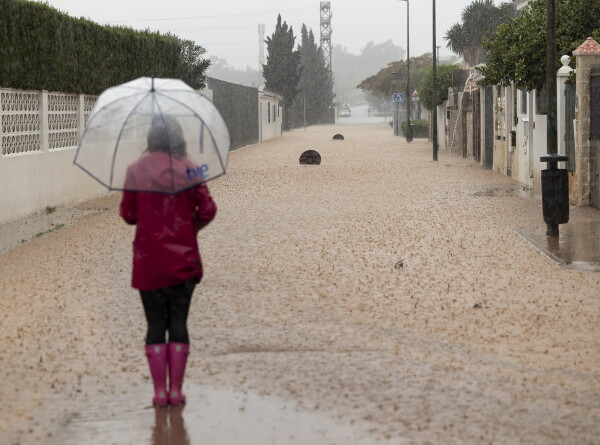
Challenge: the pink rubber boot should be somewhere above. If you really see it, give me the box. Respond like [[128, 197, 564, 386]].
[[145, 344, 168, 407], [167, 343, 189, 406]]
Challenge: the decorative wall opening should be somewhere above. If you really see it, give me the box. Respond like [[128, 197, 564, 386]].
[[1, 91, 41, 155]]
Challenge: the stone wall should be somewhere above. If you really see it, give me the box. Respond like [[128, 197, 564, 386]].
[[573, 38, 600, 207]]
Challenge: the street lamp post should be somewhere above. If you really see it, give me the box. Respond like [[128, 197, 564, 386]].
[[540, 0, 569, 237], [399, 0, 412, 142], [391, 72, 400, 136], [432, 0, 438, 161]]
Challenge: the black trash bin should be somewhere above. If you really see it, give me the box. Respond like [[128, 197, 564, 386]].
[[540, 153, 569, 233]]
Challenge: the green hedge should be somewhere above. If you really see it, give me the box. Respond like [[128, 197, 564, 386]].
[[401, 119, 429, 138], [0, 0, 191, 94]]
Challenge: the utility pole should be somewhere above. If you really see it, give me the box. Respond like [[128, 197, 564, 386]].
[[400, 0, 412, 142], [546, 0, 557, 158], [432, 0, 438, 161], [258, 24, 265, 84]]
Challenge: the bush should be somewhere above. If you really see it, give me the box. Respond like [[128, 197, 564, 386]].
[[0, 0, 208, 94], [401, 119, 428, 138]]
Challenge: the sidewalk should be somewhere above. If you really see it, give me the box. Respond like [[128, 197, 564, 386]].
[[1, 123, 599, 444]]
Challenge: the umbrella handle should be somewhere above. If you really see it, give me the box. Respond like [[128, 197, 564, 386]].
[[151, 76, 155, 92]]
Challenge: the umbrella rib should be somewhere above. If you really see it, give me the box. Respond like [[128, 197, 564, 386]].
[[85, 91, 148, 130], [155, 91, 229, 175], [200, 122, 204, 154], [108, 92, 151, 189]]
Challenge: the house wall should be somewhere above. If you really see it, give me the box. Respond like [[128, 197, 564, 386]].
[[259, 94, 282, 142], [492, 86, 507, 174], [507, 85, 519, 179], [466, 113, 474, 158], [439, 100, 449, 150], [532, 94, 548, 196]]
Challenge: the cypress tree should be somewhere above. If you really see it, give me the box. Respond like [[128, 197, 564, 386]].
[[263, 15, 301, 130], [293, 25, 334, 126]]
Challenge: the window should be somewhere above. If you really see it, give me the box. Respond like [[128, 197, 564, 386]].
[[268, 102, 271, 123]]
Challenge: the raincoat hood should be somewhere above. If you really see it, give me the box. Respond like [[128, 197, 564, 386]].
[[125, 152, 207, 194]]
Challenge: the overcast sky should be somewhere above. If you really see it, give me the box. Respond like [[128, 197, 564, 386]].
[[41, 0, 477, 70]]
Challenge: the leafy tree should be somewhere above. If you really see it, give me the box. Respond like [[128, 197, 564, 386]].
[[357, 53, 433, 110], [418, 64, 464, 111], [179, 40, 211, 90], [444, 0, 516, 67], [332, 41, 405, 106], [263, 14, 301, 130], [479, 0, 600, 91], [289, 25, 334, 127]]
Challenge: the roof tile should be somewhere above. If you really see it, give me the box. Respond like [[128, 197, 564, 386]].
[[573, 37, 600, 56]]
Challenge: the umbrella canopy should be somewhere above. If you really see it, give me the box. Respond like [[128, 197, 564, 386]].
[[74, 77, 230, 194]]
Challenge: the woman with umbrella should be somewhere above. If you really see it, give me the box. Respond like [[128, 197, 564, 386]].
[[119, 116, 217, 406], [75, 77, 230, 407]]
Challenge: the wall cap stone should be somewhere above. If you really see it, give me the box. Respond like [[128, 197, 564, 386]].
[[573, 37, 600, 56]]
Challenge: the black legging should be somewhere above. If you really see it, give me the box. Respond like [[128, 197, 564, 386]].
[[140, 279, 197, 345]]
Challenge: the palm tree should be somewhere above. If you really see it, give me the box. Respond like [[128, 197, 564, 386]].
[[444, 0, 517, 67]]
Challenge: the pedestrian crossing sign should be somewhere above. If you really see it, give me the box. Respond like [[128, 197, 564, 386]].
[[392, 93, 405, 104]]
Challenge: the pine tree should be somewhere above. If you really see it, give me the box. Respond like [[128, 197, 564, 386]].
[[263, 15, 301, 130]]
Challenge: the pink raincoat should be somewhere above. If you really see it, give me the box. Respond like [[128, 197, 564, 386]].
[[120, 152, 217, 290]]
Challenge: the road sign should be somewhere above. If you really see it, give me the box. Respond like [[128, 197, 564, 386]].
[[392, 93, 405, 104]]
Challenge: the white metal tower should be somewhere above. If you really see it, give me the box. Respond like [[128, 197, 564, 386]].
[[320, 2, 332, 73]]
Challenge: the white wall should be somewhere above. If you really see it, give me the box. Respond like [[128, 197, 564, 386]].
[[436, 105, 446, 150], [259, 94, 282, 142], [1, 150, 107, 224], [0, 89, 107, 225]]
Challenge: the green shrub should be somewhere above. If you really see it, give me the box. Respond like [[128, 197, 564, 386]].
[[401, 119, 429, 138], [0, 0, 208, 94]]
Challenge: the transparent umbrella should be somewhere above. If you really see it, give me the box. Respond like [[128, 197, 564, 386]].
[[74, 77, 230, 194]]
